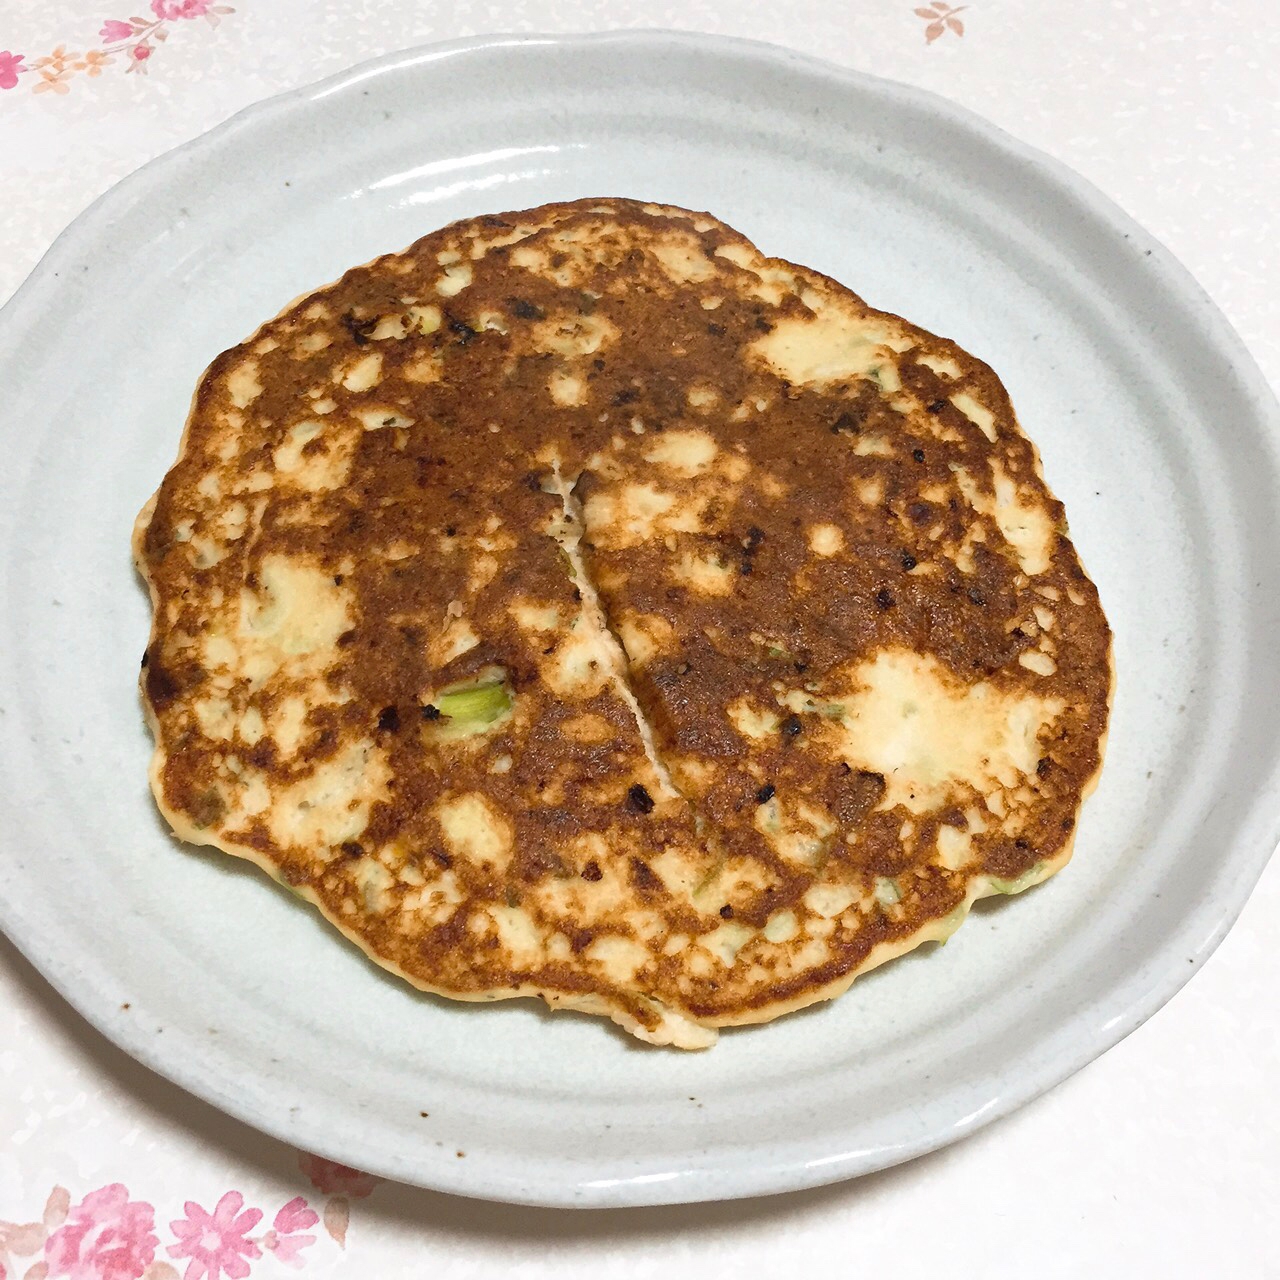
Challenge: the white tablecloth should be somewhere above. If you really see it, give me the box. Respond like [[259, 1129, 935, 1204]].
[[3, 2, 1276, 1275]]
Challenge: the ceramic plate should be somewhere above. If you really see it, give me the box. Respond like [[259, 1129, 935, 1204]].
[[2, 32, 1278, 1208]]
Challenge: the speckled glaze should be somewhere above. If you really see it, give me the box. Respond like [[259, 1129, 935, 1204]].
[[1, 31, 1278, 1208]]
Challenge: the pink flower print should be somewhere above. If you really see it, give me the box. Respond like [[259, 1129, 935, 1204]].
[[133, 45, 152, 61], [44, 1184, 158, 1280], [259, 1234, 310, 1270], [166, 1194, 261, 1280], [0, 51, 24, 90], [99, 21, 135, 42], [151, 0, 211, 18], [296, 1154, 379, 1200], [259, 1200, 316, 1271], [269, 1201, 315, 1238]]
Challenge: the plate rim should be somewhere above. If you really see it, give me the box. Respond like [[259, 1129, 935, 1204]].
[[2, 27, 1279, 1207]]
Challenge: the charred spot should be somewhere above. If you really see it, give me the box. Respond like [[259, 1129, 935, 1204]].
[[719, 904, 735, 919], [567, 926, 595, 954], [927, 399, 948, 414], [830, 411, 860, 435], [907, 501, 934, 524], [967, 587, 986, 607], [144, 654, 181, 710], [430, 848, 453, 870], [421, 703, 441, 721], [340, 311, 376, 345], [832, 769, 886, 826], [629, 858, 661, 892], [522, 472, 542, 491], [901, 551, 918, 571], [1036, 757, 1052, 778], [444, 526, 457, 537], [581, 859, 603, 882], [754, 315, 774, 333], [875, 588, 895, 610], [780, 715, 803, 740], [707, 322, 726, 337], [755, 783, 776, 804], [246, 740, 277, 771], [612, 387, 639, 406], [333, 573, 345, 585], [376, 705, 400, 733], [335, 629, 357, 648], [508, 297, 543, 320], [626, 783, 656, 815], [338, 841, 364, 859], [912, 448, 926, 463], [447, 315, 477, 344]]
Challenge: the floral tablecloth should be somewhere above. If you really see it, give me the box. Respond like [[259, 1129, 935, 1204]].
[[3, 2, 1277, 1276]]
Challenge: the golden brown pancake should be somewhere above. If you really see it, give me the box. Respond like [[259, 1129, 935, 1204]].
[[135, 199, 1112, 1047]]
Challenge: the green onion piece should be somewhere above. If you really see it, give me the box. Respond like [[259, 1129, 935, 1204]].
[[436, 680, 512, 725], [986, 862, 1046, 895]]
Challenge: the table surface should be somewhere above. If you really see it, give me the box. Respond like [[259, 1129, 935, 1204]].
[[2, 2, 1277, 1276]]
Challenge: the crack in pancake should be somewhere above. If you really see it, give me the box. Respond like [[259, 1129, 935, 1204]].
[[134, 199, 1112, 1047], [542, 461, 684, 805]]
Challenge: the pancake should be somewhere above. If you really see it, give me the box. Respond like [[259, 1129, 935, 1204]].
[[135, 199, 1112, 1047]]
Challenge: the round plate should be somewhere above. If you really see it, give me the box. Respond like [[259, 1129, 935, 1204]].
[[2, 32, 1278, 1208]]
